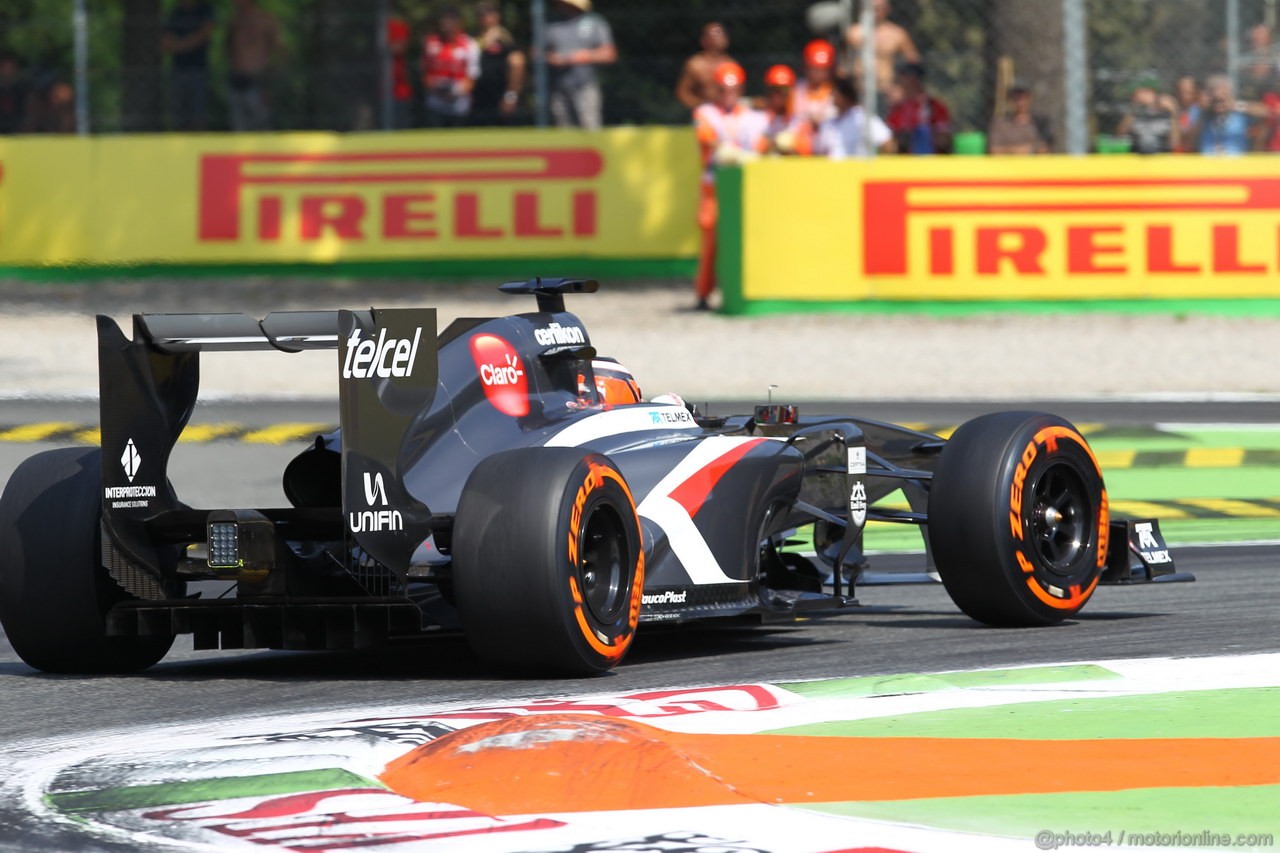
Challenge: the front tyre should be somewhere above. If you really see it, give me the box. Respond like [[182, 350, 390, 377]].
[[928, 412, 1109, 626], [452, 448, 645, 675], [0, 448, 176, 673]]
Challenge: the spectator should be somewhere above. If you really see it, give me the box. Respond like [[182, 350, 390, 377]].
[[692, 62, 762, 310], [1115, 76, 1179, 154], [24, 77, 75, 134], [1192, 75, 1251, 155], [844, 0, 920, 110], [162, 0, 216, 130], [758, 64, 812, 155], [794, 40, 837, 130], [675, 22, 734, 111], [545, 0, 616, 129], [422, 6, 479, 127], [1257, 91, 1280, 152], [886, 63, 952, 154], [0, 53, 28, 134], [385, 12, 414, 129], [226, 0, 282, 132], [988, 83, 1052, 154], [470, 2, 527, 126], [1240, 23, 1280, 104], [1173, 75, 1203, 152], [815, 76, 894, 158]]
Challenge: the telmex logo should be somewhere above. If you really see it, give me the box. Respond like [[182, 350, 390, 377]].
[[470, 333, 529, 417], [863, 177, 1280, 277], [199, 148, 604, 243]]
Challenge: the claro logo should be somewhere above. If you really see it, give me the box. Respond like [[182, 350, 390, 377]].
[[470, 333, 529, 417], [863, 177, 1280, 277], [198, 149, 604, 243]]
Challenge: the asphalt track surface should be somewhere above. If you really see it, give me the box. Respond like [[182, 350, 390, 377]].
[[0, 399, 1276, 849]]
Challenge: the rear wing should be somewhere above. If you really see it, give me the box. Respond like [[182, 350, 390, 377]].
[[96, 308, 437, 590]]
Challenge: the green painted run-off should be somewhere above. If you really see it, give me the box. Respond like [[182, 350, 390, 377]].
[[48, 767, 383, 814]]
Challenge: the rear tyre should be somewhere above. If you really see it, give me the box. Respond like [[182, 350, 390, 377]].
[[452, 448, 645, 675], [928, 412, 1109, 627], [0, 448, 175, 673]]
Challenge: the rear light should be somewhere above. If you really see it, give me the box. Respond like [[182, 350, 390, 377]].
[[207, 521, 240, 568], [205, 510, 276, 582]]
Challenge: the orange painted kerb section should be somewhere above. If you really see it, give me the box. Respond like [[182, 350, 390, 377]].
[[380, 714, 1280, 815]]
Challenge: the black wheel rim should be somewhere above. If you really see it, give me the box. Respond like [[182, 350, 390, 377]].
[[578, 503, 628, 623], [1028, 461, 1092, 578]]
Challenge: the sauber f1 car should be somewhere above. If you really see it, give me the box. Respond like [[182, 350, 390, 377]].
[[0, 280, 1189, 676]]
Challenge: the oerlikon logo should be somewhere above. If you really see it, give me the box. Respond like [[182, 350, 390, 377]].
[[198, 148, 603, 244], [470, 334, 529, 417]]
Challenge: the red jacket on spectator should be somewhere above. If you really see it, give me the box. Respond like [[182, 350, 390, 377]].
[[423, 33, 479, 96], [387, 16, 412, 102], [887, 94, 953, 154]]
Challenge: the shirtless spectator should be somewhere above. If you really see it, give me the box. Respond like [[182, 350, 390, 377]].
[[845, 0, 919, 110], [988, 84, 1052, 154], [226, 0, 283, 131], [676, 22, 734, 111]]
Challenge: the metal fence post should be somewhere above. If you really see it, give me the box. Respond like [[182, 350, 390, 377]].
[[858, 0, 876, 158], [1062, 0, 1087, 154], [1227, 0, 1241, 97], [532, 0, 549, 128], [73, 0, 90, 135], [378, 0, 393, 131]]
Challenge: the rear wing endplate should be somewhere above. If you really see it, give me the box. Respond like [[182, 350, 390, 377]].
[[97, 308, 437, 587]]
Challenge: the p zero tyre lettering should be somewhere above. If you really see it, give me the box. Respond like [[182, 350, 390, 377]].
[[1012, 426, 1109, 612], [566, 461, 644, 664]]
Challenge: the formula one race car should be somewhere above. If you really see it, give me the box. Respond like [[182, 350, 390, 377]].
[[0, 280, 1186, 676]]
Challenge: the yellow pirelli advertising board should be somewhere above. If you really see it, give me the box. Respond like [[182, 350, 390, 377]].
[[0, 128, 699, 269], [720, 156, 1280, 311]]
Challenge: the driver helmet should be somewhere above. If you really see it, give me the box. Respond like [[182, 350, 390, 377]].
[[592, 359, 642, 406]]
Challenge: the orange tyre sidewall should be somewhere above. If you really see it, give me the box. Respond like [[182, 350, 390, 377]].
[[1003, 427, 1107, 614], [564, 458, 644, 666]]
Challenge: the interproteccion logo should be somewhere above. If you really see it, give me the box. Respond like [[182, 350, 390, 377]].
[[121, 438, 141, 482]]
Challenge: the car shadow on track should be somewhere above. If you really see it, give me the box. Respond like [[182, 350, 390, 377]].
[[79, 624, 840, 684]]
